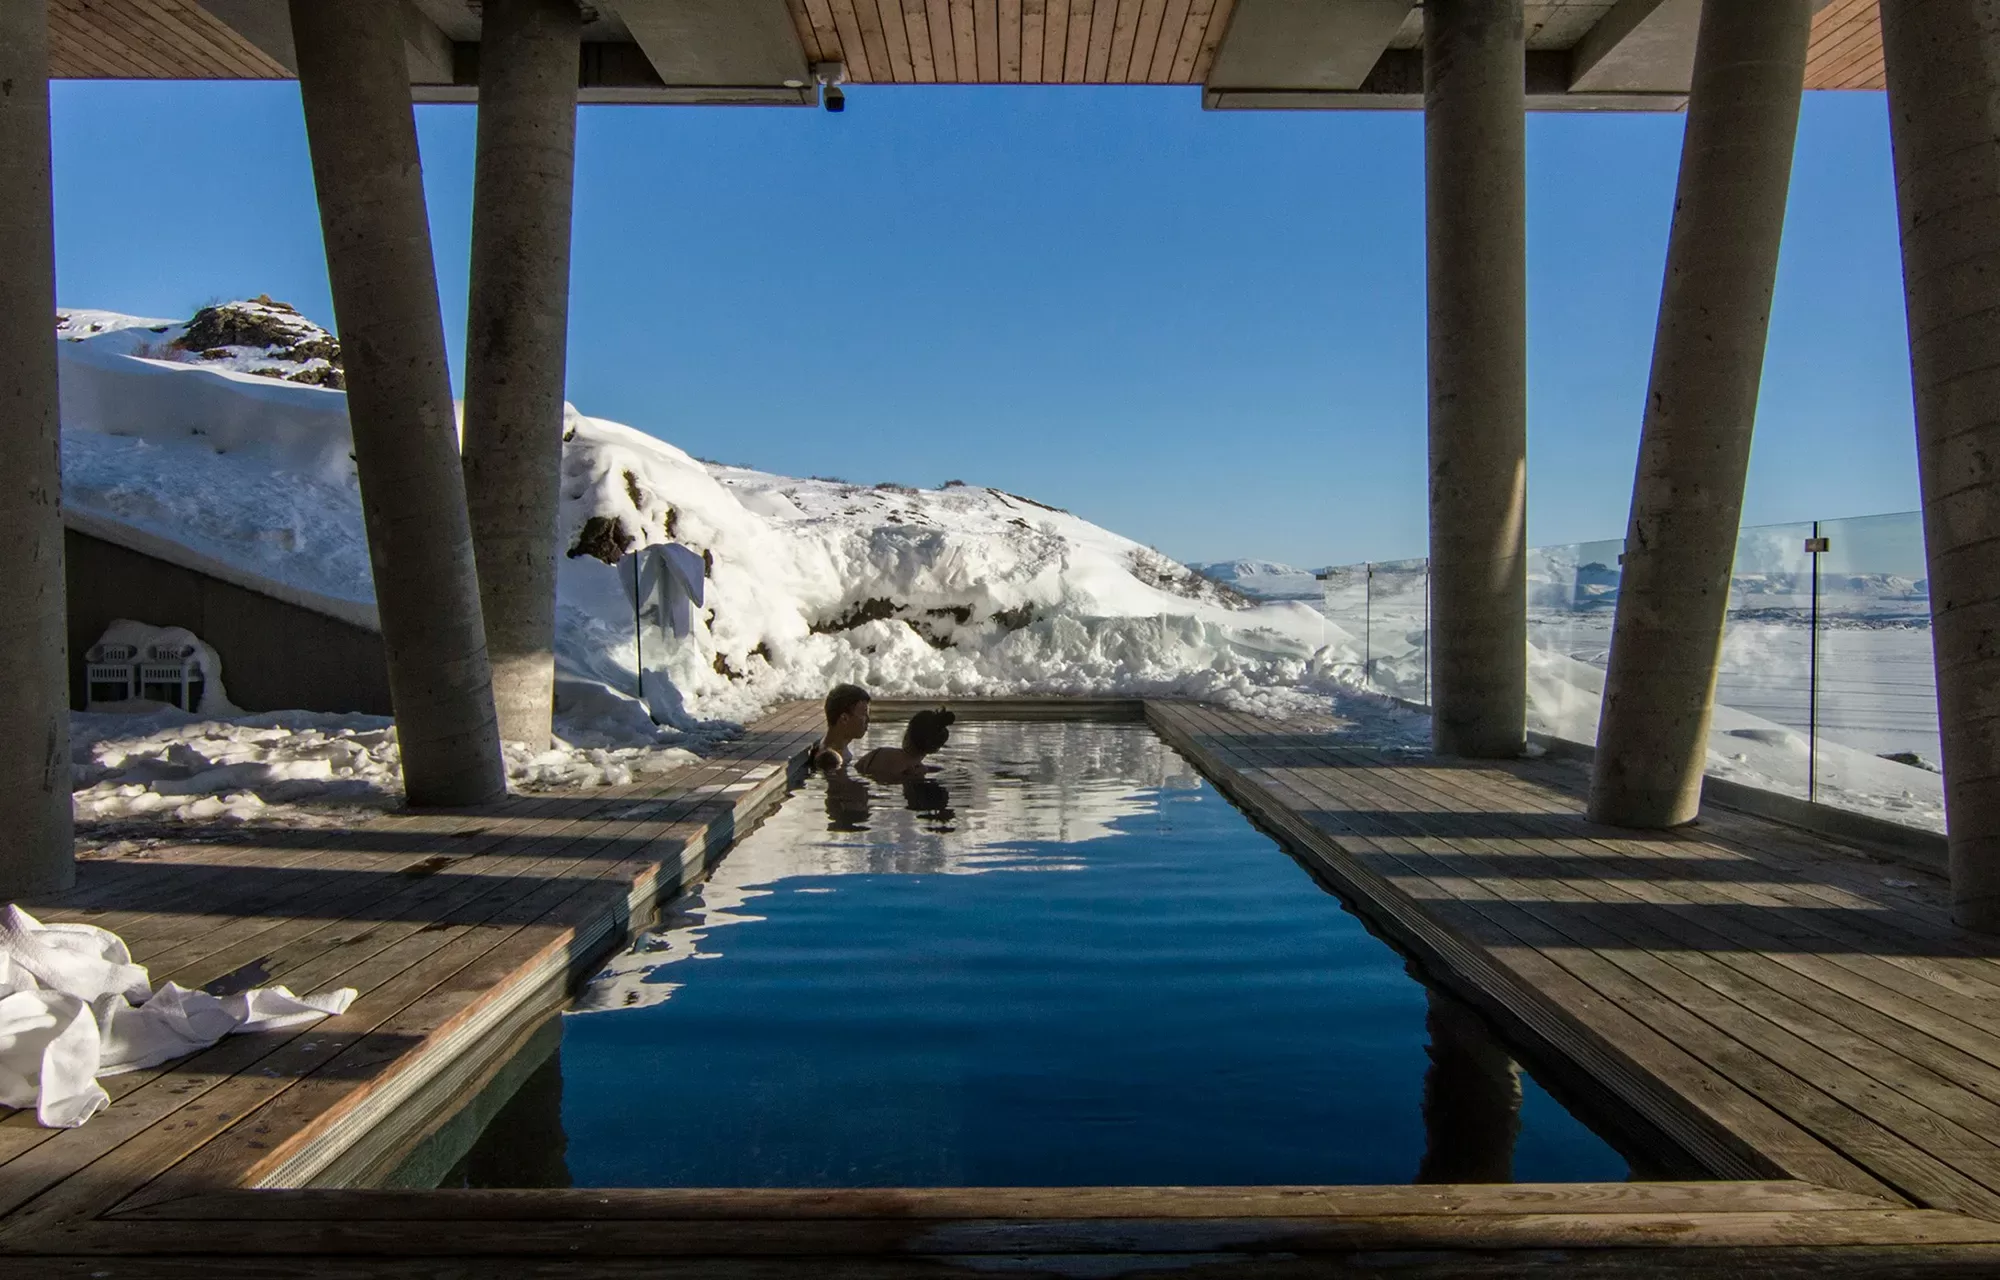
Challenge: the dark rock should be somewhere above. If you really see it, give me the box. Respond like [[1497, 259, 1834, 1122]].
[[567, 515, 634, 565]]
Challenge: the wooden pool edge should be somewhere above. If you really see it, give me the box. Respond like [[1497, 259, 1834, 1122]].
[[8, 697, 2000, 1273]]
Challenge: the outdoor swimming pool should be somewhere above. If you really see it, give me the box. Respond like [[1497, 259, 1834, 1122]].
[[431, 720, 1632, 1188]]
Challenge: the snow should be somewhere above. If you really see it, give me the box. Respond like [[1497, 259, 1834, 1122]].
[[54, 299, 1939, 836], [1192, 559, 1325, 601], [55, 303, 1422, 823]]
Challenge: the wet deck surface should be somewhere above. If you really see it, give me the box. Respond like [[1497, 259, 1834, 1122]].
[[3, 698, 1999, 1275]]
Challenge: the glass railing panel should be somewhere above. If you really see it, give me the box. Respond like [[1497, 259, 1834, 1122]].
[[1712, 521, 1818, 801], [1366, 558, 1431, 703], [1316, 564, 1372, 687], [1525, 537, 1624, 745], [1811, 511, 1944, 831]]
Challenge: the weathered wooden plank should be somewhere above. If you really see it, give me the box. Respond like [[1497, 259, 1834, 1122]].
[[1021, 0, 1044, 80], [951, 0, 978, 81], [800, 0, 846, 65], [1064, 0, 1093, 81], [1166, 0, 1213, 81], [975, 0, 1001, 79], [50, 0, 179, 76], [874, 0, 916, 80], [922, 0, 956, 77], [14, 1247, 2000, 1280], [1187, 0, 1234, 81], [843, 0, 894, 80], [999, 0, 1023, 80], [30, 1208, 2000, 1256], [1105, 0, 1142, 82], [110, 1180, 1903, 1222], [901, 0, 937, 80], [1041, 0, 1068, 81], [1125, 0, 1169, 84], [826, 0, 876, 80], [1084, 0, 1117, 79], [1145, 0, 1192, 82]]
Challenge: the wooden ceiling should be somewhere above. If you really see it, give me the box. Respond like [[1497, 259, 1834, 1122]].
[[45, 0, 1886, 93]]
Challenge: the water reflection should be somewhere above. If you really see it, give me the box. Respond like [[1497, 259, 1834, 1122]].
[[572, 722, 1202, 1015], [1416, 987, 1522, 1184], [438, 721, 1630, 1188]]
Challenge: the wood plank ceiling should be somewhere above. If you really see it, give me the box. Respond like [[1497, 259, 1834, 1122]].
[[46, 0, 1887, 93]]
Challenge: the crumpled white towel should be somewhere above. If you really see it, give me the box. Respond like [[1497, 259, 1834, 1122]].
[[0, 905, 356, 1128]]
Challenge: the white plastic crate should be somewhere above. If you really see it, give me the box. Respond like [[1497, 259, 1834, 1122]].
[[84, 642, 140, 708], [138, 643, 206, 712]]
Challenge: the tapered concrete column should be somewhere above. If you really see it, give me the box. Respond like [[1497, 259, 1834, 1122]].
[[0, 2, 74, 896], [1415, 988, 1520, 1183], [1587, 0, 1809, 829], [291, 0, 507, 807], [1881, 0, 2000, 930], [463, 0, 580, 750], [1425, 0, 1528, 759]]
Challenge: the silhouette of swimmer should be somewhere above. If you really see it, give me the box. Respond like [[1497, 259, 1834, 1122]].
[[824, 770, 871, 832], [901, 777, 954, 828], [856, 708, 955, 784]]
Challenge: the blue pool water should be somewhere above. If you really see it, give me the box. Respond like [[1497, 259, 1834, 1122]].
[[448, 720, 1631, 1187]]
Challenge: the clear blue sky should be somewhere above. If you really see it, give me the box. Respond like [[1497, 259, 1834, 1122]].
[[49, 82, 1916, 567]]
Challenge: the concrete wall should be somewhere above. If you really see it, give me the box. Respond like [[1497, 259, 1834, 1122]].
[[65, 528, 391, 715]]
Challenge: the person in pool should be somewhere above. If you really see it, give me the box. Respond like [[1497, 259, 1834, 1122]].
[[856, 708, 955, 784], [811, 683, 872, 772]]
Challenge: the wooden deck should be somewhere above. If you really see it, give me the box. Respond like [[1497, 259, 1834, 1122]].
[[3, 697, 2000, 1274], [1147, 705, 2000, 1219]]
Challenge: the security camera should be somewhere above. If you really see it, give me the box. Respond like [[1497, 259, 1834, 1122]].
[[813, 60, 847, 114]]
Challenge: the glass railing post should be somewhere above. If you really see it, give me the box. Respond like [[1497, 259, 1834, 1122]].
[[1806, 519, 1827, 803]]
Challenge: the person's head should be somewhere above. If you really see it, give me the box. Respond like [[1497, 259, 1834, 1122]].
[[902, 708, 955, 758], [823, 683, 872, 745]]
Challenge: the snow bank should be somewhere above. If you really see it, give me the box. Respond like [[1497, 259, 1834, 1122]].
[[58, 306, 1397, 757], [70, 706, 704, 825]]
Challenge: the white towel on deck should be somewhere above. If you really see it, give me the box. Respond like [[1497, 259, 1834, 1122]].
[[0, 905, 355, 1128]]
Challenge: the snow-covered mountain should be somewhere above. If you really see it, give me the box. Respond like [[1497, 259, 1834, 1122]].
[[56, 304, 1371, 743], [1192, 559, 1325, 601]]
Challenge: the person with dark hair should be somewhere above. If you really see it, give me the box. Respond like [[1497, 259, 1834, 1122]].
[[811, 683, 872, 771], [856, 708, 955, 783]]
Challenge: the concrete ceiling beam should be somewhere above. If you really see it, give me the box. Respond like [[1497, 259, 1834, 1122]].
[[193, 0, 459, 86], [1571, 0, 1840, 94], [1206, 0, 1417, 94], [602, 0, 812, 99]]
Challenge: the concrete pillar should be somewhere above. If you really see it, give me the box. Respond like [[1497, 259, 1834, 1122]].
[[0, 1, 74, 896], [462, 0, 581, 750], [1881, 0, 2000, 930], [1588, 0, 1810, 828], [290, 0, 507, 808], [1415, 987, 1520, 1183], [1424, 0, 1528, 759]]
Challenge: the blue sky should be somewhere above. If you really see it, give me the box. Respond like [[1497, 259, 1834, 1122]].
[[49, 83, 1915, 567]]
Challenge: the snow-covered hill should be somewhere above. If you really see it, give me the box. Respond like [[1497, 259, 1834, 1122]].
[[57, 304, 1378, 753], [1192, 559, 1324, 601]]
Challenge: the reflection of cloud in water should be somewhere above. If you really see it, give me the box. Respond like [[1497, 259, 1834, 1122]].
[[571, 722, 1201, 1014]]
